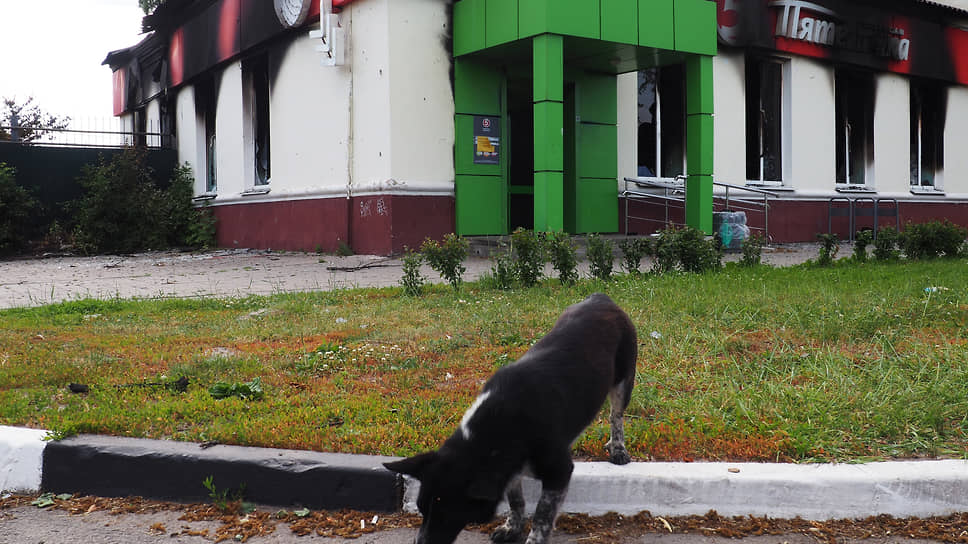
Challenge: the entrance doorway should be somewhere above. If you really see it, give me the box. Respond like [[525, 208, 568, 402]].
[[507, 77, 534, 231]]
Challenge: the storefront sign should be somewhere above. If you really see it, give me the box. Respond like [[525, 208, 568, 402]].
[[473, 116, 501, 165], [770, 0, 909, 61], [716, 0, 968, 84]]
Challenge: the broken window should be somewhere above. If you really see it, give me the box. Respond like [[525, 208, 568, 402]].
[[245, 54, 271, 186], [746, 57, 783, 184], [835, 70, 874, 186], [910, 80, 945, 189], [195, 76, 217, 193], [637, 64, 685, 179]]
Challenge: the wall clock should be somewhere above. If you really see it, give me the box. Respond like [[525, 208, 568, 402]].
[[274, 0, 312, 28]]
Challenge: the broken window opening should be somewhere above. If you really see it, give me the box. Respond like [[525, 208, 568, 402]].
[[835, 69, 874, 187], [746, 57, 783, 184], [637, 64, 686, 180], [910, 80, 946, 189]]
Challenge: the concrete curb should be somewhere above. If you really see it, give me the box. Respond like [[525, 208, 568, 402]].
[[3, 426, 968, 519]]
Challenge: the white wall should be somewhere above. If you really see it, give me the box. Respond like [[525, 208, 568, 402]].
[[786, 56, 836, 193], [385, 0, 456, 195], [712, 51, 746, 186], [350, 0, 393, 194], [616, 72, 637, 189], [269, 33, 352, 198], [215, 64, 246, 196], [174, 85, 204, 193], [945, 86, 968, 194], [873, 72, 910, 194]]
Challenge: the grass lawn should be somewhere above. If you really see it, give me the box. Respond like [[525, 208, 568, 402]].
[[1, 259, 967, 463]]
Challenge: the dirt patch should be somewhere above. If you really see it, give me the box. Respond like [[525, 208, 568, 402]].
[[4, 493, 966, 543]]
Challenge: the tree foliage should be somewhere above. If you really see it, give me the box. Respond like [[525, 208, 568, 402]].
[[0, 97, 71, 144], [139, 0, 164, 14]]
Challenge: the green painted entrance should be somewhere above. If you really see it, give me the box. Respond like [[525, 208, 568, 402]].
[[453, 0, 716, 236]]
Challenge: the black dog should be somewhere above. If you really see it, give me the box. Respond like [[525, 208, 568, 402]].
[[384, 293, 637, 544]]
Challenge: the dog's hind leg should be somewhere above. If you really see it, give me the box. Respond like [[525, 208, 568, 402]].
[[490, 475, 526, 543], [605, 377, 633, 465]]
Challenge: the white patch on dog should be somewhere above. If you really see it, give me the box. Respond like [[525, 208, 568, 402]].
[[460, 391, 492, 440]]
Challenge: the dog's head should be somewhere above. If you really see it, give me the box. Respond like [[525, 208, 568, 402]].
[[384, 449, 505, 544]]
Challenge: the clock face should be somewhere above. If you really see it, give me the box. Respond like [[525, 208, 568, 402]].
[[274, 0, 312, 28]]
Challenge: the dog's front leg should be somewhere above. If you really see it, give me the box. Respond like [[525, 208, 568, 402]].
[[490, 475, 525, 543]]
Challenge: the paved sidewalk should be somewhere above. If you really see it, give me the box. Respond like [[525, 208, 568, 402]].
[[0, 242, 838, 309]]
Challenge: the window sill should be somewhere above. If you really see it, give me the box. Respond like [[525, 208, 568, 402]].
[[835, 185, 876, 193], [745, 182, 793, 191], [192, 193, 217, 202], [910, 188, 945, 196], [241, 186, 271, 196]]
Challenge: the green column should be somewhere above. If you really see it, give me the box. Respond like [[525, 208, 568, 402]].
[[533, 34, 564, 232], [685, 55, 714, 234]]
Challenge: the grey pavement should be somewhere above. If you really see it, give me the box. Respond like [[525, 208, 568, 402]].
[[0, 242, 838, 310]]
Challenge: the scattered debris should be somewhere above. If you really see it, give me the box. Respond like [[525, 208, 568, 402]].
[[67, 377, 190, 395], [5, 493, 968, 542]]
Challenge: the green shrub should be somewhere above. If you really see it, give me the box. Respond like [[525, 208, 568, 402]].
[[816, 233, 839, 266], [675, 226, 722, 273], [652, 226, 679, 274], [740, 232, 765, 267], [900, 220, 967, 260], [399, 247, 425, 296], [873, 227, 901, 261], [70, 147, 167, 254], [852, 230, 873, 262], [421, 233, 468, 290], [0, 162, 39, 253], [186, 204, 218, 250], [619, 237, 652, 274], [653, 226, 721, 273], [586, 233, 614, 281], [546, 231, 579, 285], [510, 228, 545, 287], [68, 150, 217, 254], [484, 247, 516, 290]]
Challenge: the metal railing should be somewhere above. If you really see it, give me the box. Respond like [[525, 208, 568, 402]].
[[0, 121, 171, 149], [828, 196, 899, 241], [623, 176, 776, 240]]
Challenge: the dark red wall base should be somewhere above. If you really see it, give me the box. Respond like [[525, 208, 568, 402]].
[[213, 194, 455, 255], [621, 197, 968, 243]]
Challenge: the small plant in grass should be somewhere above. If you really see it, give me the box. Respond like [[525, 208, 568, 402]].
[[815, 233, 839, 266], [546, 231, 579, 285], [740, 232, 765, 267], [619, 238, 652, 274], [586, 233, 614, 281], [900, 220, 968, 260], [511, 228, 546, 287], [399, 247, 425, 297], [208, 377, 264, 400], [420, 233, 468, 291], [873, 227, 901, 261]]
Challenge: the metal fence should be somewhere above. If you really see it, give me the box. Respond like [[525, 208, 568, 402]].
[[0, 118, 170, 148]]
